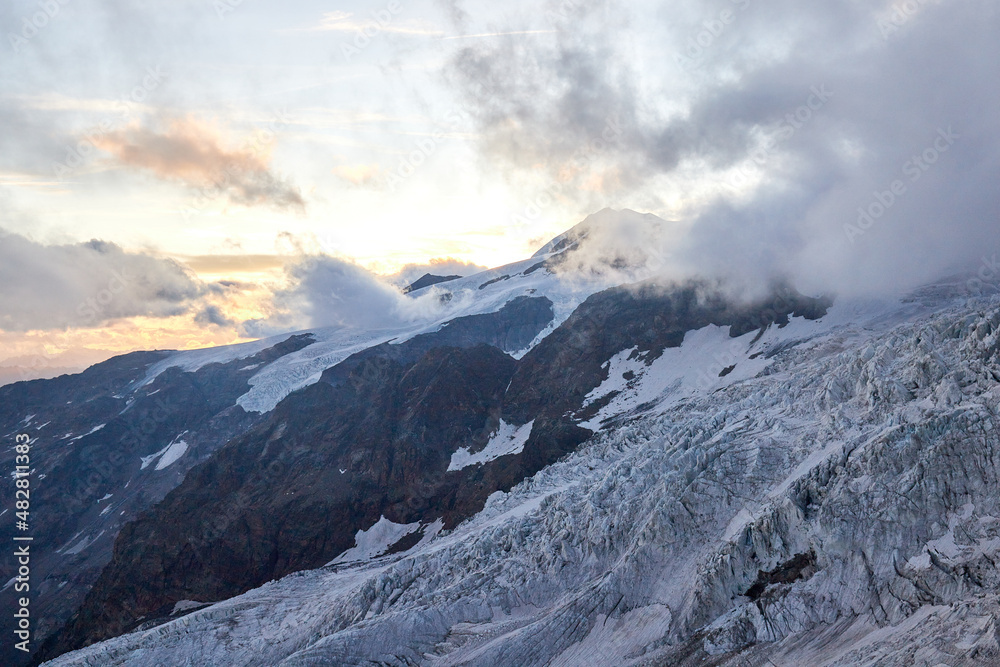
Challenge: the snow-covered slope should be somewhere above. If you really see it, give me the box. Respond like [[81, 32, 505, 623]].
[[137, 218, 643, 415], [45, 285, 1000, 666]]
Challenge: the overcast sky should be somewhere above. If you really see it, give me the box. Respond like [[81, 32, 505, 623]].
[[1, 0, 998, 374]]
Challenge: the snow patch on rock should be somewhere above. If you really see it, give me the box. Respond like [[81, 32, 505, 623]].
[[448, 420, 534, 471], [140, 432, 189, 470], [154, 439, 189, 471], [329, 516, 421, 565]]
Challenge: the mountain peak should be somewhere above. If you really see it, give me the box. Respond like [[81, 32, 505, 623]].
[[532, 208, 670, 258], [401, 273, 463, 294]]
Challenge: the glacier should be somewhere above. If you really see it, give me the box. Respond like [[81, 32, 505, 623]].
[[43, 283, 1000, 666]]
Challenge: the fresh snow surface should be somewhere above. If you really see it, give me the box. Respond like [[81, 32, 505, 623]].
[[140, 433, 188, 470], [139, 443, 171, 470], [232, 256, 623, 413], [138, 336, 284, 387], [329, 516, 421, 565], [578, 320, 805, 430], [154, 439, 188, 470], [578, 294, 929, 431], [448, 420, 534, 471]]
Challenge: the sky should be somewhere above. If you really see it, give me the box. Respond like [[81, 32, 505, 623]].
[[1, 0, 998, 380]]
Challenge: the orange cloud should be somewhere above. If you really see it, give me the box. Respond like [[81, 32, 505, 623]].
[[331, 163, 384, 186], [92, 117, 305, 212]]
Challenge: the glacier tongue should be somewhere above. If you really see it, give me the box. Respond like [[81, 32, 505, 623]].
[[44, 291, 1000, 667]]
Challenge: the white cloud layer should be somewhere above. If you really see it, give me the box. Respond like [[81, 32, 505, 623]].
[[241, 254, 452, 337], [0, 230, 205, 331]]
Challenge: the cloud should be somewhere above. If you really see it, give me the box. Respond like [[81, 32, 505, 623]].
[[242, 255, 452, 337], [194, 304, 236, 328], [0, 230, 207, 331], [442, 30, 558, 40], [92, 117, 306, 212], [181, 254, 288, 274], [542, 208, 678, 278], [435, 0, 470, 31], [331, 163, 385, 187], [300, 11, 444, 36], [387, 257, 489, 287], [443, 0, 1000, 296]]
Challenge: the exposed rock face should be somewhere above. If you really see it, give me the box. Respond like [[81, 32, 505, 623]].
[[35, 283, 830, 663], [0, 335, 314, 667], [402, 273, 463, 294], [506, 280, 830, 426], [36, 344, 519, 663], [31, 297, 556, 663]]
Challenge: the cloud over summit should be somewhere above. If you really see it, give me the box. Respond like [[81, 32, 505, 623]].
[[241, 254, 456, 338], [444, 0, 1000, 295]]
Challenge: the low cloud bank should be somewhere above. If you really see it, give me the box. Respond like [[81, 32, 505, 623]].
[[241, 255, 456, 337], [0, 230, 205, 332]]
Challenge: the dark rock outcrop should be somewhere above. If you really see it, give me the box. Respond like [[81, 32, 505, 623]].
[[402, 273, 462, 294], [505, 280, 831, 427], [0, 335, 314, 667], [36, 282, 831, 663], [37, 344, 520, 663]]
